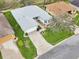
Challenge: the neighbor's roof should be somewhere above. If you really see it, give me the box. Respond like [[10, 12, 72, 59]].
[[0, 34, 15, 45], [11, 5, 52, 21], [0, 13, 14, 38], [46, 1, 74, 15], [38, 34, 79, 59]]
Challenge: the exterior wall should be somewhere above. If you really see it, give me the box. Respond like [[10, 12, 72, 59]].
[[38, 17, 45, 24], [25, 26, 38, 34], [38, 17, 50, 26]]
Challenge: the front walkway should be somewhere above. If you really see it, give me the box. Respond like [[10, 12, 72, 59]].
[[28, 31, 53, 55]]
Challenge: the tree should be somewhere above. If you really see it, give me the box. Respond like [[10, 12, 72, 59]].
[[48, 12, 75, 32]]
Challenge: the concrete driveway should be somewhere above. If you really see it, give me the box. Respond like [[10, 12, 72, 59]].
[[28, 31, 53, 55], [0, 40, 24, 59]]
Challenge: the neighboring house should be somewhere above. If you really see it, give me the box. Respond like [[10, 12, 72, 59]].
[[45, 1, 76, 16], [37, 34, 79, 59], [0, 13, 15, 46], [11, 5, 52, 31], [70, 0, 79, 7]]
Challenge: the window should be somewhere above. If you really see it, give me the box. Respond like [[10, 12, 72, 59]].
[[33, 17, 39, 20], [44, 20, 47, 23], [68, 11, 72, 14]]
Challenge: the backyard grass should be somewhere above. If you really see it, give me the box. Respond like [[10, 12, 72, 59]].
[[42, 28, 74, 45], [4, 11, 37, 59], [74, 14, 79, 26]]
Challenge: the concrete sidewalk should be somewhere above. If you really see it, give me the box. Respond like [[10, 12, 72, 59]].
[[28, 31, 53, 55]]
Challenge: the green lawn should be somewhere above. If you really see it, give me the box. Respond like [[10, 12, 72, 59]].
[[42, 28, 74, 45], [74, 14, 79, 26], [4, 11, 37, 59], [0, 52, 2, 59]]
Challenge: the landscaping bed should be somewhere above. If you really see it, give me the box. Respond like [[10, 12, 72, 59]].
[[42, 28, 74, 45], [4, 11, 37, 59], [74, 14, 79, 26]]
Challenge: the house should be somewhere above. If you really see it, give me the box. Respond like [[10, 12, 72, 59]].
[[11, 5, 52, 27], [45, 1, 76, 16], [37, 34, 79, 59], [0, 13, 15, 45], [11, 5, 52, 33]]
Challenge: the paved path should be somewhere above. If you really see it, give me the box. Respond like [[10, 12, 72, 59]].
[[28, 31, 53, 55], [0, 40, 24, 59]]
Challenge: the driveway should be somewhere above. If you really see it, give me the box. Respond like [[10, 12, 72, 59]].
[[28, 31, 53, 55], [0, 40, 24, 59]]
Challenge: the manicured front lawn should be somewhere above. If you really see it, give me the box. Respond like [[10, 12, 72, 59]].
[[4, 11, 37, 59], [74, 14, 79, 26], [42, 28, 74, 45]]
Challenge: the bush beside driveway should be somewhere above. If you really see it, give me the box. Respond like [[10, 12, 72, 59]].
[[74, 14, 79, 26]]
